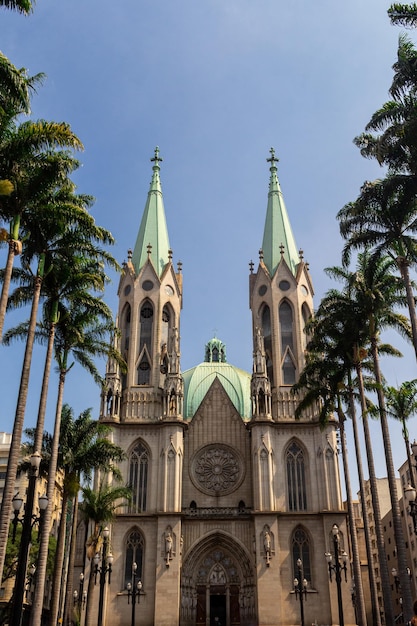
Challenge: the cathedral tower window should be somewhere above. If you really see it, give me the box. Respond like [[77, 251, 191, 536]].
[[292, 527, 311, 584], [261, 305, 273, 385], [139, 301, 153, 354], [301, 303, 312, 351], [137, 302, 153, 384], [129, 442, 149, 512], [121, 304, 131, 355], [279, 301, 296, 384], [286, 441, 307, 511], [124, 529, 144, 588]]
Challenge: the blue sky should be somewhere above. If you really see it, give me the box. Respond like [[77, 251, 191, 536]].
[[0, 0, 415, 494]]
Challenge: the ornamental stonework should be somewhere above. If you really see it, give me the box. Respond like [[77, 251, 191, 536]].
[[191, 444, 244, 495]]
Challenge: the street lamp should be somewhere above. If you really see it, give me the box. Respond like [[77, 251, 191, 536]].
[[73, 572, 86, 623], [293, 558, 307, 626], [405, 484, 417, 534], [127, 562, 143, 626], [325, 524, 348, 626], [94, 527, 113, 626], [11, 452, 48, 626]]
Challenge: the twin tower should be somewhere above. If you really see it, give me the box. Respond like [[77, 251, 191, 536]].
[[94, 148, 355, 626]]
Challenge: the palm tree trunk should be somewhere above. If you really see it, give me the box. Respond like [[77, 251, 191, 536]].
[[338, 408, 367, 626], [0, 218, 21, 340], [63, 494, 80, 626], [371, 338, 413, 623], [355, 359, 395, 625], [49, 490, 69, 626], [398, 258, 417, 362], [0, 272, 42, 584], [85, 523, 100, 626], [350, 366, 381, 626], [30, 369, 67, 626]]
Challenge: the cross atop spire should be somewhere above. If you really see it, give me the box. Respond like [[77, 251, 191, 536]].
[[151, 146, 163, 166], [267, 147, 279, 169]]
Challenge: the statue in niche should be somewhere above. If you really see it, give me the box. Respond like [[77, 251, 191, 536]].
[[263, 526, 272, 566], [164, 528, 173, 565]]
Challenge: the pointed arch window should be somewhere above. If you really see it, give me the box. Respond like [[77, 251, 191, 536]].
[[139, 302, 153, 355], [161, 305, 172, 350], [301, 303, 312, 351], [279, 301, 294, 352], [292, 527, 311, 583], [261, 305, 274, 386], [125, 529, 144, 588], [287, 442, 307, 511], [121, 304, 131, 354], [129, 442, 149, 512]]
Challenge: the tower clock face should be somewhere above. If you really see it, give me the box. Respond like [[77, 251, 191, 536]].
[[301, 285, 308, 296], [165, 285, 174, 296]]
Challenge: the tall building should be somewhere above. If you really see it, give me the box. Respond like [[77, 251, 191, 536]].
[[94, 148, 355, 626]]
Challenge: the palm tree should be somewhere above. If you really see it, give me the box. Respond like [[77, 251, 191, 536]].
[[353, 34, 417, 175], [0, 172, 114, 586], [338, 175, 417, 360], [0, 0, 33, 13], [0, 121, 83, 339], [344, 252, 414, 622], [0, 52, 43, 120], [81, 482, 132, 626], [294, 292, 377, 626], [23, 405, 126, 626], [385, 379, 417, 487], [388, 4, 417, 26], [30, 300, 124, 626]]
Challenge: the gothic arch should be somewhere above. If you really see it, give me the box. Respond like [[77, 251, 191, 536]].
[[123, 526, 145, 590], [180, 531, 256, 626], [290, 525, 313, 586], [259, 304, 273, 386], [127, 439, 150, 513], [279, 299, 297, 385], [285, 438, 308, 512]]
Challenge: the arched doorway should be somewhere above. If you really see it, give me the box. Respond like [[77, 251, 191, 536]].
[[180, 532, 256, 626]]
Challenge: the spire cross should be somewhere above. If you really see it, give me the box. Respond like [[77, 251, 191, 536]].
[[151, 146, 163, 165], [267, 147, 279, 168]]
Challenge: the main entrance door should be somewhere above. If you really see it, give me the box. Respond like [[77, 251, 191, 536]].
[[180, 532, 256, 626]]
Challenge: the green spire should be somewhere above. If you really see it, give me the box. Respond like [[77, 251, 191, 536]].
[[261, 148, 299, 276], [131, 147, 171, 277]]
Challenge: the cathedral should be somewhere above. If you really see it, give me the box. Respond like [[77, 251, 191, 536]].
[[95, 148, 356, 626]]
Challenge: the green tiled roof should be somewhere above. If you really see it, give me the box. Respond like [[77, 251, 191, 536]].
[[131, 147, 171, 277], [261, 148, 299, 276], [182, 345, 252, 421]]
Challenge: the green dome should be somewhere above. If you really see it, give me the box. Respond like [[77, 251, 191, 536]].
[[182, 338, 252, 421]]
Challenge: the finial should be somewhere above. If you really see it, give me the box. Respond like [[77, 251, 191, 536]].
[[267, 147, 279, 168], [147, 243, 152, 257], [168, 249, 173, 261], [177, 260, 182, 273], [151, 146, 163, 166], [279, 243, 285, 256], [127, 249, 132, 261], [249, 260, 254, 274], [299, 248, 304, 261], [259, 249, 264, 261]]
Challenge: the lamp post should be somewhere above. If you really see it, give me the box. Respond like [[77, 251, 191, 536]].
[[94, 527, 113, 626], [325, 524, 348, 626], [11, 452, 48, 626], [293, 558, 307, 626], [405, 484, 417, 535], [127, 562, 143, 626], [73, 572, 86, 624]]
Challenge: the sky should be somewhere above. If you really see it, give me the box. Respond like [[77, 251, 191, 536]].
[[0, 0, 415, 496]]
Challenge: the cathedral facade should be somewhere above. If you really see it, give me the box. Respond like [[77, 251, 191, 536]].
[[95, 148, 356, 626]]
